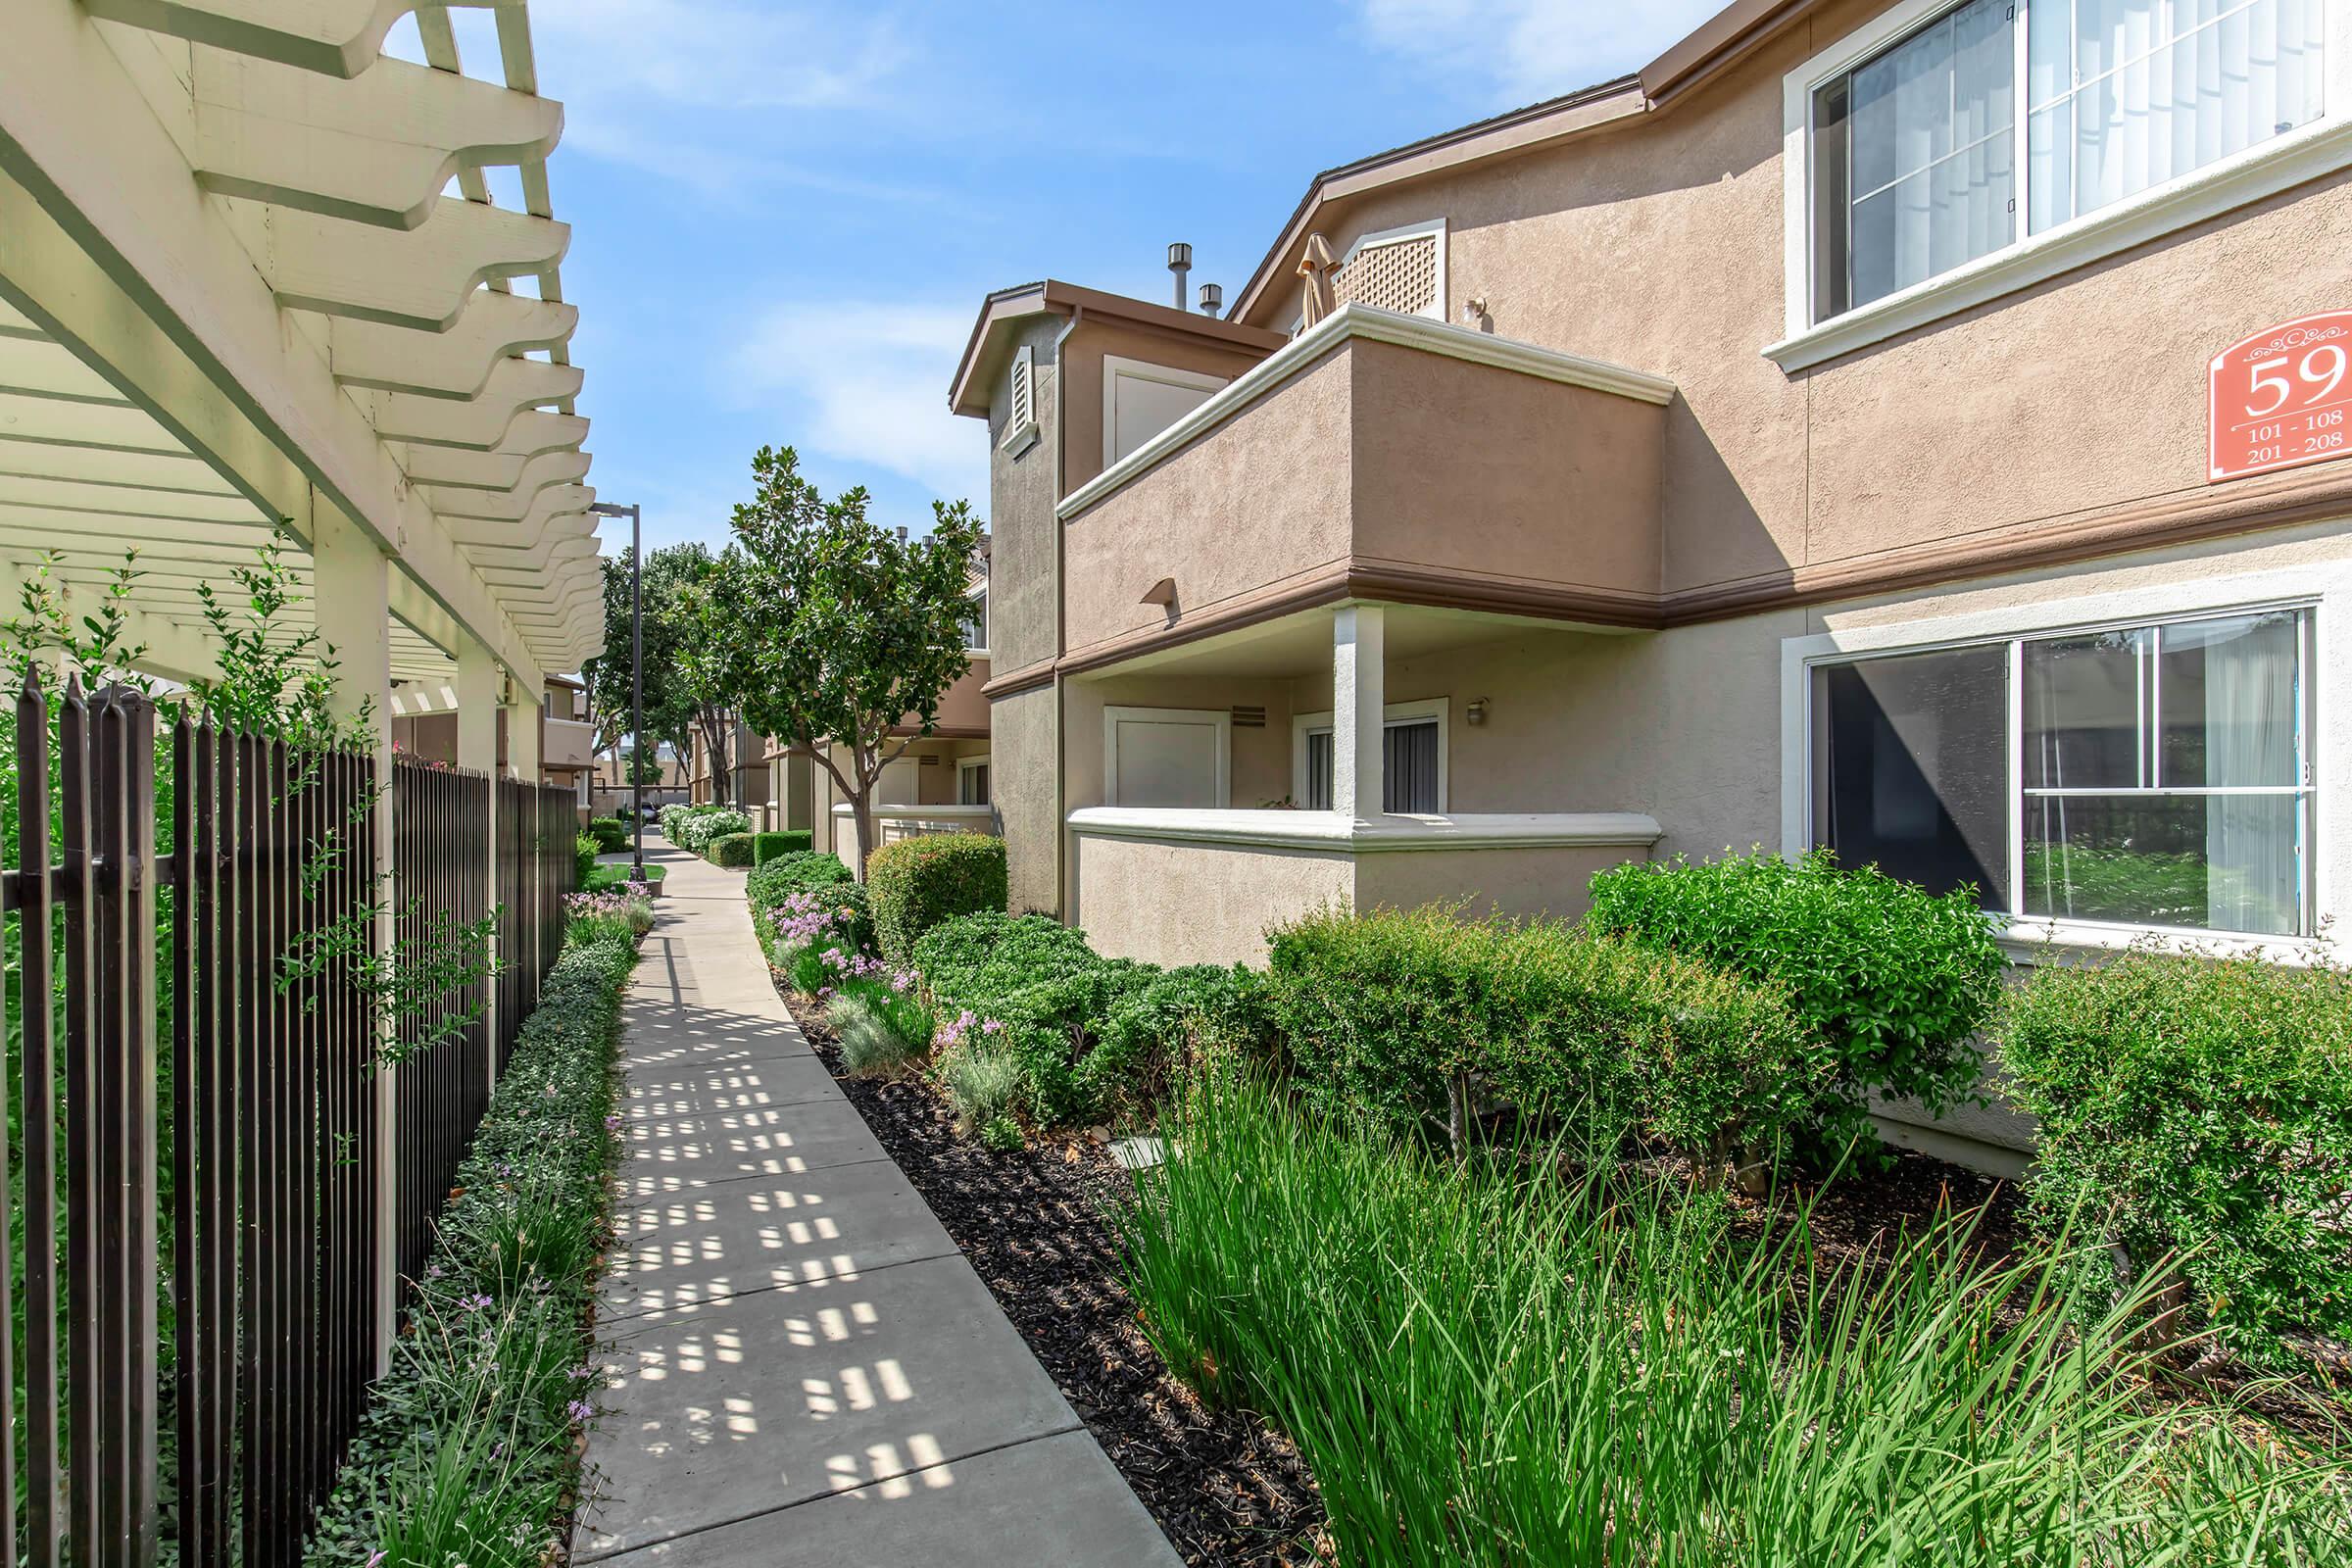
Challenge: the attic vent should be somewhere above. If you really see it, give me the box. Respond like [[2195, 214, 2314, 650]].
[[1004, 344, 1035, 442], [918, 755, 941, 766], [1332, 225, 1442, 318], [1229, 706, 1267, 728]]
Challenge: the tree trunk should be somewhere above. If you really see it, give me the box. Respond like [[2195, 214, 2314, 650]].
[[850, 788, 877, 882], [1446, 1071, 1472, 1162]]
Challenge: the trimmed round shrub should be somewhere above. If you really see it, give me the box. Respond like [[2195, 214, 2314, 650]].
[[2000, 945, 2352, 1366], [1265, 903, 1821, 1165], [1586, 848, 2006, 1150], [708, 832, 757, 868], [572, 832, 600, 887], [588, 815, 631, 854], [867, 834, 1007, 965], [754, 829, 814, 864]]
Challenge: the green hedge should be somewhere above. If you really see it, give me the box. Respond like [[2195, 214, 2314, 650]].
[[867, 834, 1007, 965], [572, 832, 601, 887], [910, 911, 1258, 1125], [1586, 849, 2005, 1151], [2000, 946, 2352, 1366], [307, 912, 638, 1564], [1266, 904, 1820, 1164], [587, 815, 630, 854], [708, 831, 757, 868], [754, 829, 813, 864]]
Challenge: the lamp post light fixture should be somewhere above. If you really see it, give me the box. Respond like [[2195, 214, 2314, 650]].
[[587, 500, 646, 881]]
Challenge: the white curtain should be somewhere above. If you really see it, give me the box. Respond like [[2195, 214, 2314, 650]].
[[2029, 0, 2328, 232], [1848, 0, 2016, 303], [2196, 614, 2302, 933]]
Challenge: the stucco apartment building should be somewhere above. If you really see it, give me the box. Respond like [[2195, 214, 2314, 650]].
[[389, 671, 599, 820], [955, 0, 2352, 1164]]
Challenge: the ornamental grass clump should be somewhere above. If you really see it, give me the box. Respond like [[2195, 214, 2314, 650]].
[[2000, 940, 2352, 1367], [1120, 1067, 2352, 1568], [826, 963, 934, 1078]]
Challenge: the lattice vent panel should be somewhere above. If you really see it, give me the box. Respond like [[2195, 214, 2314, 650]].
[[1332, 233, 1438, 317]]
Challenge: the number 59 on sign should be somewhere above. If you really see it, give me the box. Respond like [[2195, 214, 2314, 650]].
[[2210, 312, 2352, 483]]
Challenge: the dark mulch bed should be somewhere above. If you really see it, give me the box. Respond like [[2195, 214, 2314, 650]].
[[784, 990, 1331, 1566]]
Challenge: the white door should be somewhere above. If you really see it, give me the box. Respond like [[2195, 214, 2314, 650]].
[[1103, 357, 1226, 465], [1104, 708, 1229, 808], [875, 757, 921, 805]]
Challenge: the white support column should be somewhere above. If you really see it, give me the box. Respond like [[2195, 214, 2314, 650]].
[[508, 687, 542, 781], [1332, 604, 1386, 820], [456, 635, 500, 1100], [313, 506, 398, 1373]]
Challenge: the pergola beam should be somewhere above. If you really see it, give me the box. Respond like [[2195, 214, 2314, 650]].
[[329, 289, 575, 399]]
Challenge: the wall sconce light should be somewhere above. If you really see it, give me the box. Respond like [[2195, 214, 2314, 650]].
[[1465, 697, 1490, 727]]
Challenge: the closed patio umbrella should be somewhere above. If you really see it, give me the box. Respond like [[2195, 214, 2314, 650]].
[[1298, 232, 1336, 328]]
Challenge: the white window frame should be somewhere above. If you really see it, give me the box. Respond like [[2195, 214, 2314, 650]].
[[963, 586, 990, 657], [1291, 697, 1450, 812], [956, 752, 991, 806], [1772, 0, 2352, 371], [1781, 562, 2352, 957], [1101, 356, 1229, 467], [1102, 705, 1233, 808]]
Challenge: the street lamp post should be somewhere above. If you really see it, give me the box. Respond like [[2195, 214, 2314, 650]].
[[588, 501, 646, 882]]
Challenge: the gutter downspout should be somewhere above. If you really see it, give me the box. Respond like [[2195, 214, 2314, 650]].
[[1051, 305, 1083, 920]]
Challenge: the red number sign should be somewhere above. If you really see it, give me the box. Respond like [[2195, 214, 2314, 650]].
[[2209, 312, 2352, 482]]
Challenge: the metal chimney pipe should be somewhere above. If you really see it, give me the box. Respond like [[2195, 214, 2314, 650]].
[[1198, 281, 1223, 318], [1167, 242, 1193, 310]]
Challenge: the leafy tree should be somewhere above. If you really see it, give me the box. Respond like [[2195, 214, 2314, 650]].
[[700, 445, 983, 874], [585, 541, 736, 802]]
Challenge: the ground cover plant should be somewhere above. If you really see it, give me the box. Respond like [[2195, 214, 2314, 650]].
[[583, 860, 663, 894], [2000, 940, 2352, 1368], [909, 911, 1259, 1127], [1587, 848, 2007, 1156], [1265, 903, 1819, 1172], [1121, 1067, 2352, 1568], [306, 906, 643, 1566]]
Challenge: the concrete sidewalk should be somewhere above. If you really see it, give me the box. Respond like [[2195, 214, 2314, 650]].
[[575, 842, 1180, 1567]]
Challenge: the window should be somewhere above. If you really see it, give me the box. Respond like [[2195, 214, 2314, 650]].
[[1806, 0, 2328, 321], [1810, 607, 2313, 935], [958, 755, 991, 807], [962, 589, 989, 652], [1295, 700, 1448, 814]]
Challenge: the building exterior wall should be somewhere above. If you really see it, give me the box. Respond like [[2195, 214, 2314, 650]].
[[988, 316, 1065, 680], [1070, 834, 1354, 967], [1232, 0, 2352, 616], [992, 686, 1059, 915], [1058, 317, 1269, 499]]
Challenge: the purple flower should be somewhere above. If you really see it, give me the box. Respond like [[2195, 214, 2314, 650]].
[[567, 1398, 596, 1422], [460, 1292, 493, 1312]]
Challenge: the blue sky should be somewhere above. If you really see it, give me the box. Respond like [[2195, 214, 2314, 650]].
[[416, 1, 1722, 554]]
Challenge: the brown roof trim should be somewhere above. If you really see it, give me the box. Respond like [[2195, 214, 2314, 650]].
[[949, 279, 1287, 420], [987, 462, 2352, 686], [1640, 0, 1820, 104]]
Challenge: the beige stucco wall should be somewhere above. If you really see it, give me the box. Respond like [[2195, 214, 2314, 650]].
[[1070, 833, 1354, 967], [1357, 843, 1646, 924], [991, 686, 1059, 915], [1235, 0, 2352, 607], [1059, 317, 1268, 500], [988, 316, 1063, 678]]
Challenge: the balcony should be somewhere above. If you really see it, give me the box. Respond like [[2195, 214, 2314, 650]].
[[544, 714, 596, 769], [1054, 304, 1674, 671]]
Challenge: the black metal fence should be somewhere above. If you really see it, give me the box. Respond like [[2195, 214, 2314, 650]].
[[0, 677, 581, 1567], [496, 775, 572, 1074]]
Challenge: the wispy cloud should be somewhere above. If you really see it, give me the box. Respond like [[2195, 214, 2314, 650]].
[[1351, 0, 1724, 105], [722, 301, 985, 509], [527, 0, 911, 111]]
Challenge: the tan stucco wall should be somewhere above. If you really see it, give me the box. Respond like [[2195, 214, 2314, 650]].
[[1070, 833, 1354, 968], [1357, 843, 1646, 924], [1063, 352, 1357, 661], [988, 316, 1063, 677], [1235, 0, 2352, 606], [991, 687, 1059, 914], [1059, 318, 1268, 499]]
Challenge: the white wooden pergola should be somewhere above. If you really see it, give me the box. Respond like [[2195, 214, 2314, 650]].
[[0, 0, 603, 761]]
